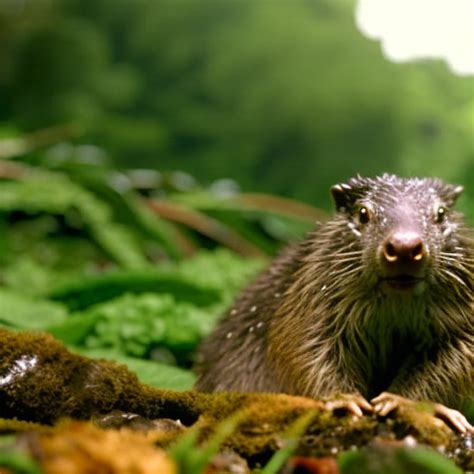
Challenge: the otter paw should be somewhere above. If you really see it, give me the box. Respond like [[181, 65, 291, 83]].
[[325, 394, 373, 417], [372, 393, 473, 434], [434, 403, 473, 434], [371, 392, 411, 416]]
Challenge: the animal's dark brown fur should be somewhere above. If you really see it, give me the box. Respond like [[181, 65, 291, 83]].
[[195, 175, 474, 410]]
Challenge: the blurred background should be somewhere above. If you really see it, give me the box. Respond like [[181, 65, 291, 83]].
[[1, 0, 472, 208]]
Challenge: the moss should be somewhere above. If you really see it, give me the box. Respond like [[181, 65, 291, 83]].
[[0, 418, 53, 434], [0, 328, 141, 424], [393, 400, 453, 446]]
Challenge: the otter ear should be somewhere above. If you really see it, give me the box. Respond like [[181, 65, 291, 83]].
[[331, 183, 356, 211], [445, 184, 464, 206], [435, 181, 464, 207], [331, 178, 368, 211]]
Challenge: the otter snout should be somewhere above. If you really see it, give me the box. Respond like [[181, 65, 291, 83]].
[[379, 230, 427, 293], [382, 231, 425, 265]]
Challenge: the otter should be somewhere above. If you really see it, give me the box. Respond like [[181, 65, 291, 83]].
[[195, 174, 474, 433]]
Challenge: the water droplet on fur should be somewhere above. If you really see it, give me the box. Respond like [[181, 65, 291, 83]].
[[249, 326, 254, 333], [462, 436, 473, 450], [250, 305, 257, 312], [443, 226, 452, 237], [321, 285, 327, 292], [403, 435, 417, 447], [274, 292, 281, 298], [436, 444, 446, 454], [226, 332, 233, 339], [256, 322, 263, 329]]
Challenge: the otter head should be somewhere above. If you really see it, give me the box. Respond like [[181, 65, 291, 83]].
[[331, 174, 466, 296]]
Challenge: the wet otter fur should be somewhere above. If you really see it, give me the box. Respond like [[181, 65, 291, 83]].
[[195, 175, 474, 430]]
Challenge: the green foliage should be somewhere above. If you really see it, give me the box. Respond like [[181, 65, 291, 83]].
[[0, 157, 265, 389], [40, 160, 185, 259], [0, 449, 42, 474], [53, 293, 217, 360], [171, 192, 317, 254], [0, 289, 68, 330], [0, 172, 147, 268], [260, 411, 317, 474], [170, 414, 242, 474], [176, 249, 265, 305], [1, 251, 101, 298], [48, 269, 221, 311], [461, 399, 474, 424], [75, 348, 196, 390], [0, 225, 262, 389], [338, 446, 463, 474], [46, 250, 263, 363], [0, 155, 296, 370], [0, 435, 42, 474]]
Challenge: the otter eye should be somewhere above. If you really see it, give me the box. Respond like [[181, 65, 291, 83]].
[[358, 206, 371, 224], [436, 206, 446, 223]]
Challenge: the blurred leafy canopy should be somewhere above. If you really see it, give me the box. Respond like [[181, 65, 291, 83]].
[[0, 0, 472, 208]]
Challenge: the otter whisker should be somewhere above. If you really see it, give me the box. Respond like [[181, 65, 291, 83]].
[[439, 254, 464, 260], [331, 251, 364, 256], [437, 256, 470, 267], [314, 248, 362, 258], [318, 270, 364, 294], [439, 268, 469, 289], [329, 257, 364, 265], [437, 258, 474, 276], [440, 253, 474, 263], [438, 254, 463, 261], [327, 265, 363, 279], [306, 256, 362, 265]]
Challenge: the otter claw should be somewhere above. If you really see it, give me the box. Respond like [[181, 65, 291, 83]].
[[325, 395, 373, 417], [371, 392, 407, 416], [434, 403, 473, 434], [374, 400, 398, 417]]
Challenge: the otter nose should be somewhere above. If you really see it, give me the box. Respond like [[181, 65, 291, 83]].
[[383, 231, 425, 264]]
